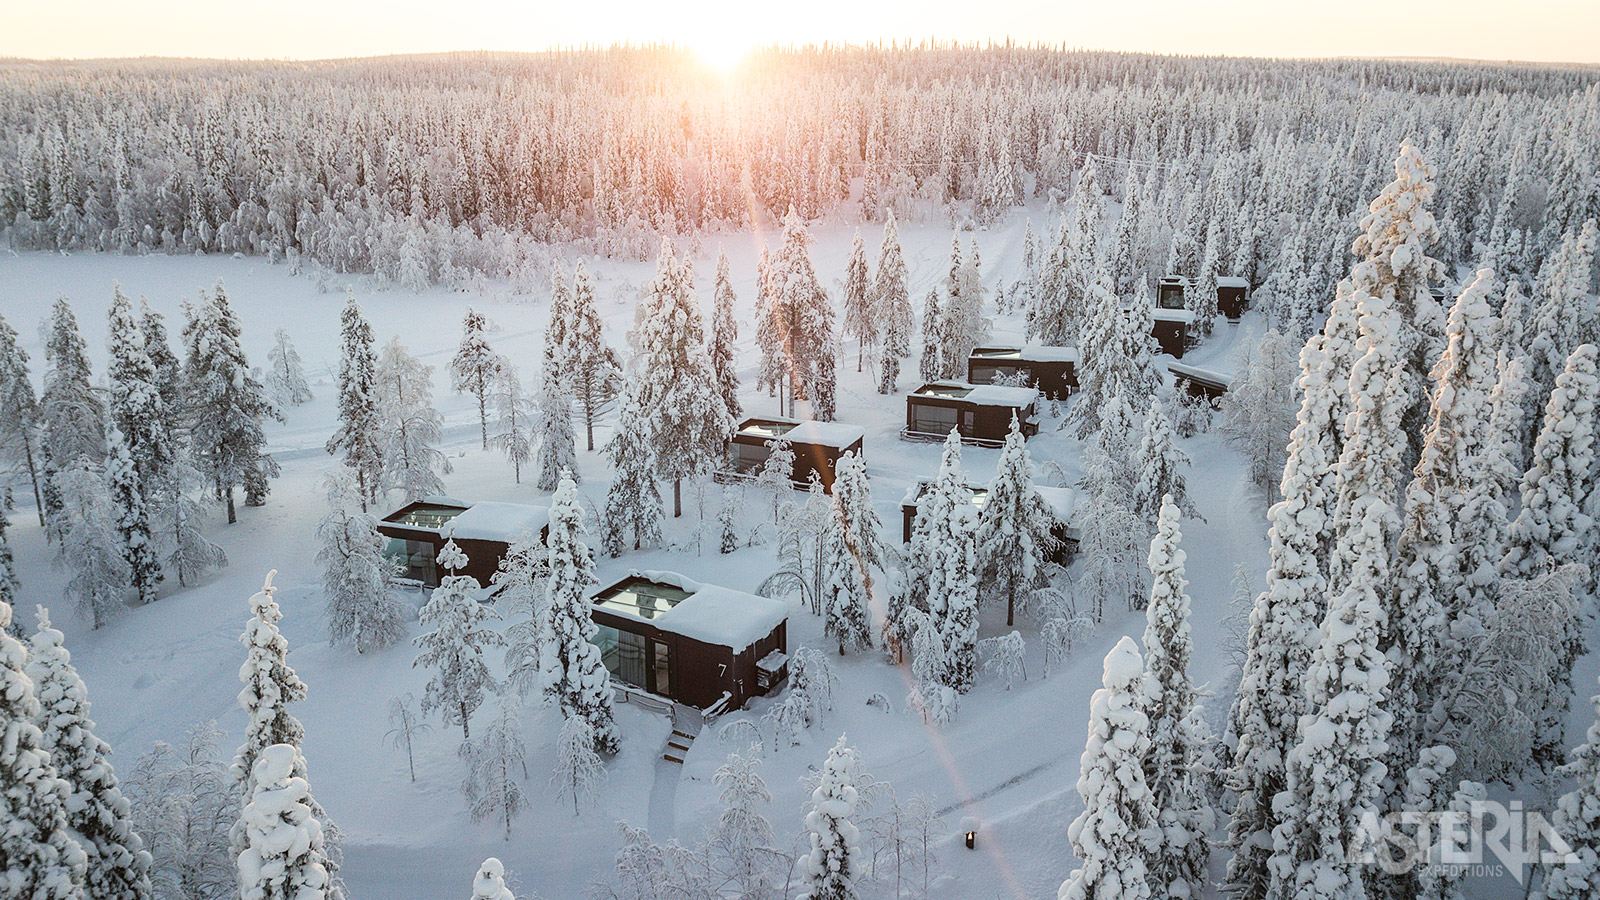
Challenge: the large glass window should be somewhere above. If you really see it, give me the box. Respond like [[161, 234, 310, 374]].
[[911, 403, 959, 435]]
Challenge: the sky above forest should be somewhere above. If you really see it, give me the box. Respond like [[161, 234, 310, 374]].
[[5, 0, 1599, 66]]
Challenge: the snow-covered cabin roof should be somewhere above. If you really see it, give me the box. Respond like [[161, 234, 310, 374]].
[[1151, 308, 1197, 324], [970, 345, 1080, 363], [594, 571, 789, 651], [1216, 276, 1250, 289], [735, 416, 864, 449], [912, 381, 1039, 408], [442, 502, 550, 543]]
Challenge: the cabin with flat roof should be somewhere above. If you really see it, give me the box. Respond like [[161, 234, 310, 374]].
[[904, 381, 1039, 447], [726, 417, 865, 491], [590, 571, 789, 711], [377, 498, 549, 588], [1217, 276, 1250, 319], [900, 479, 1079, 562], [1169, 362, 1233, 402], [967, 346, 1079, 398]]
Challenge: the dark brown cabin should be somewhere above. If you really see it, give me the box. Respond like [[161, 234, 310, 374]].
[[903, 381, 1040, 447], [727, 417, 865, 491], [900, 479, 1079, 562], [967, 346, 1079, 398], [377, 499, 550, 588], [590, 572, 789, 711]]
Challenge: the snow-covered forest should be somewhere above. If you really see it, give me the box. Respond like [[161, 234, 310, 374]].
[[1, 45, 1599, 900]]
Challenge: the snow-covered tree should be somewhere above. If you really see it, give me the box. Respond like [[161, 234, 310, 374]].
[[375, 336, 450, 502], [1545, 676, 1600, 900], [821, 452, 879, 655], [183, 283, 279, 522], [1139, 500, 1212, 900], [796, 734, 865, 900], [236, 744, 333, 900], [414, 542, 504, 739], [1134, 393, 1198, 524], [1059, 636, 1157, 900], [540, 475, 619, 754], [842, 230, 875, 372], [976, 412, 1056, 626], [27, 605, 153, 900], [106, 427, 160, 606], [487, 367, 533, 484], [711, 247, 742, 421], [1218, 330, 1299, 498], [450, 308, 505, 449], [601, 394, 663, 556], [325, 293, 383, 509], [264, 328, 313, 409], [317, 472, 406, 653], [54, 459, 130, 629], [550, 715, 605, 817], [0, 311, 45, 526], [0, 598, 89, 900], [568, 263, 623, 452], [628, 239, 732, 516], [459, 699, 528, 838], [1499, 343, 1598, 580]]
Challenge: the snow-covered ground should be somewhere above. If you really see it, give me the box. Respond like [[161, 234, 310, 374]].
[[0, 210, 1568, 899]]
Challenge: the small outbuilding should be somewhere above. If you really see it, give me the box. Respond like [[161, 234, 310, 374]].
[[900, 479, 1079, 562], [727, 417, 865, 491], [377, 497, 549, 588], [590, 571, 789, 711], [1217, 276, 1250, 319], [904, 381, 1040, 447], [1169, 361, 1233, 402], [967, 346, 1079, 398]]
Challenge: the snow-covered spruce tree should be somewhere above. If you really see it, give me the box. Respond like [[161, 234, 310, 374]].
[[106, 287, 168, 604], [28, 606, 153, 900], [1545, 676, 1600, 900], [0, 311, 46, 526], [601, 392, 664, 556], [317, 472, 406, 654], [107, 427, 160, 607], [470, 858, 515, 900], [842, 230, 875, 372], [532, 366, 578, 493], [458, 699, 528, 839], [265, 328, 313, 409], [413, 542, 504, 740], [1218, 329, 1299, 498], [711, 247, 743, 422], [568, 263, 623, 452], [918, 289, 942, 384], [976, 412, 1056, 627], [1224, 293, 1356, 900], [822, 452, 879, 655], [1059, 636, 1157, 900], [1139, 499, 1213, 900], [1348, 142, 1447, 474], [0, 599, 89, 900], [1134, 392, 1198, 525], [54, 459, 131, 629], [1383, 269, 1501, 811], [450, 307, 505, 450], [236, 744, 332, 900], [184, 283, 279, 523], [708, 747, 778, 900], [540, 474, 619, 754], [628, 239, 731, 517], [324, 292, 383, 510], [551, 715, 605, 816], [487, 367, 534, 484], [796, 734, 865, 900], [375, 336, 451, 502], [1499, 343, 1598, 581]]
